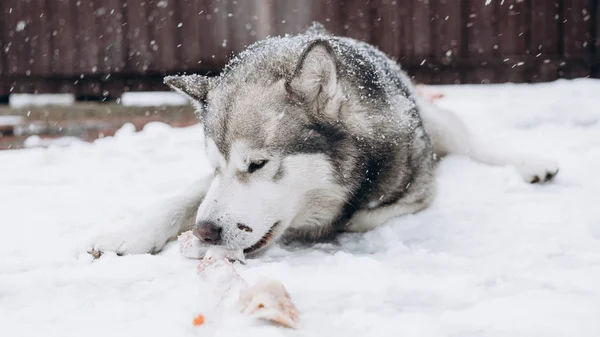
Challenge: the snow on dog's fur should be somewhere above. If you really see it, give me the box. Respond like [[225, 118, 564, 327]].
[[88, 23, 559, 258]]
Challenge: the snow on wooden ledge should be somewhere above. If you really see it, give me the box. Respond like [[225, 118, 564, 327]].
[[120, 92, 189, 107], [9, 94, 75, 108]]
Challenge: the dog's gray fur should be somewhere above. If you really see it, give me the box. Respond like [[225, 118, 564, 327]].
[[88, 23, 558, 257]]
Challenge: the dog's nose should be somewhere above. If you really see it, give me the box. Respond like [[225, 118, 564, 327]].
[[193, 222, 222, 244]]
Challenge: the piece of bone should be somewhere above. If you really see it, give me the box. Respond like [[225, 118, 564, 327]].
[[239, 279, 300, 329], [178, 230, 245, 263], [178, 230, 205, 259], [190, 248, 299, 329]]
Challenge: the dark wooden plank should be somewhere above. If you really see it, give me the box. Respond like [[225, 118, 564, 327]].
[[4, 78, 75, 94], [3, 0, 54, 93], [6, 80, 33, 94], [595, 0, 600, 78], [124, 76, 168, 92], [101, 76, 125, 99], [149, 0, 180, 73], [317, 0, 343, 36], [410, 0, 432, 83], [0, 1, 6, 96], [275, 0, 344, 37], [73, 0, 102, 98], [530, 0, 559, 82], [96, 0, 126, 74], [48, 0, 77, 77], [30, 0, 52, 81], [252, 0, 275, 40], [177, 0, 204, 71], [563, 0, 593, 59], [340, 0, 373, 43], [177, 0, 236, 73], [30, 0, 54, 93], [0, 2, 5, 79], [227, 0, 262, 52], [77, 78, 102, 98], [3, 0, 33, 92], [562, 0, 592, 78], [372, 0, 402, 61], [125, 0, 152, 74], [465, 0, 497, 83], [531, 0, 560, 55], [273, 0, 320, 36], [53, 79, 78, 94], [496, 0, 529, 83], [97, 0, 126, 98], [596, 0, 600, 50], [75, 0, 100, 75], [199, 0, 230, 71], [431, 0, 463, 84]]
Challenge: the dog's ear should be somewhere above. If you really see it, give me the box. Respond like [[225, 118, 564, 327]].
[[164, 74, 210, 102], [285, 40, 341, 119]]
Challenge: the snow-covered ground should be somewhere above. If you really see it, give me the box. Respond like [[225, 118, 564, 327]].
[[1, 79, 599, 337]]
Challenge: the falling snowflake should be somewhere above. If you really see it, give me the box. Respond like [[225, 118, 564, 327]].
[[16, 20, 26, 32]]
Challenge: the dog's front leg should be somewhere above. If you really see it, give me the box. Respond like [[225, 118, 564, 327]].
[[87, 174, 213, 257]]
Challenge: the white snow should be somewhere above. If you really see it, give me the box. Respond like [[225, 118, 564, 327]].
[[120, 91, 188, 107], [15, 20, 27, 32], [9, 93, 75, 108], [1, 79, 600, 337], [23, 135, 88, 149], [0, 116, 24, 126]]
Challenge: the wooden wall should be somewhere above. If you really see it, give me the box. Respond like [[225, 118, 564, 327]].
[[0, 0, 598, 99]]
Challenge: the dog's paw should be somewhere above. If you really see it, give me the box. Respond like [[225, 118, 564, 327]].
[[86, 229, 166, 258], [516, 158, 559, 184]]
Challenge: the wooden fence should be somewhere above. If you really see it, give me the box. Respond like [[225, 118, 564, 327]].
[[0, 0, 598, 100]]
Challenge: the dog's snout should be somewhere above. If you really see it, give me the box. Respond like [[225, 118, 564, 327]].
[[193, 222, 222, 244]]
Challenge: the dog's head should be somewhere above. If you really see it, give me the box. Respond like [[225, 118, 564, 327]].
[[165, 40, 351, 255]]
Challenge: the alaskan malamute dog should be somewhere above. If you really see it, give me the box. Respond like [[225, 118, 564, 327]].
[[89, 23, 558, 257]]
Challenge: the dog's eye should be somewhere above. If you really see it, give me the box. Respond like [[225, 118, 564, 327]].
[[248, 160, 268, 173]]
